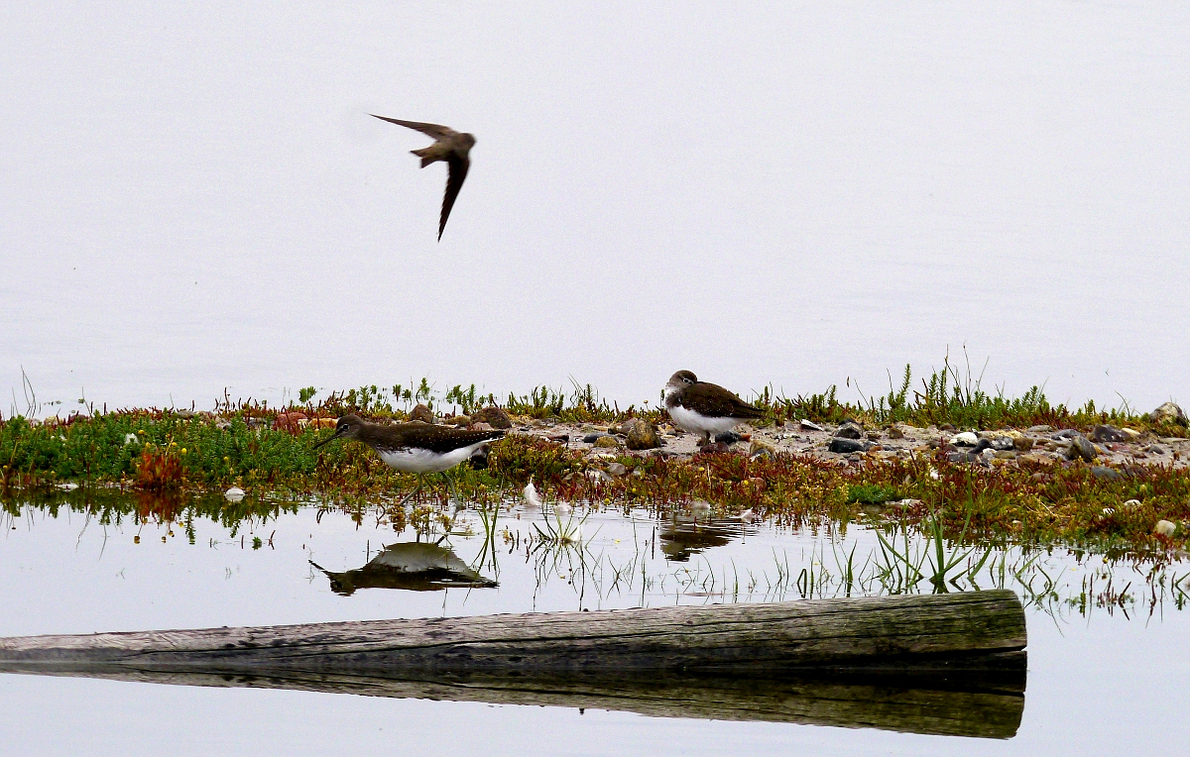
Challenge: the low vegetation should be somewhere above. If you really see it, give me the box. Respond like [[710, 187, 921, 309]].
[[2, 361, 1187, 558]]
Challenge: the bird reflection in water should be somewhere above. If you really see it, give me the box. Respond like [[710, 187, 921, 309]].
[[660, 514, 749, 562], [310, 541, 497, 596]]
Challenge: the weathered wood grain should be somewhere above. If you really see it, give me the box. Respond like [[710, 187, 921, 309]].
[[0, 591, 1026, 676]]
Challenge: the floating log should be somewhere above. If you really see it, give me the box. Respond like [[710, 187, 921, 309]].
[[0, 591, 1027, 738]]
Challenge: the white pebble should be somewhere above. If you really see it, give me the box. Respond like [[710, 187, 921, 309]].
[[224, 486, 245, 503], [1123, 499, 1141, 509], [952, 431, 979, 446], [1155, 520, 1177, 537]]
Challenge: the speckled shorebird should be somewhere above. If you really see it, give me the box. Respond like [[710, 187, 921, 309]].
[[663, 371, 766, 445], [314, 414, 503, 503], [370, 115, 476, 241]]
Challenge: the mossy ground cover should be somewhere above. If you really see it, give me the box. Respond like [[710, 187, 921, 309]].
[[2, 367, 1187, 559]]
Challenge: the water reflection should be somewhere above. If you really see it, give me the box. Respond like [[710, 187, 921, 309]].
[[2, 489, 1188, 621], [310, 542, 496, 595], [0, 662, 1025, 739], [660, 516, 747, 562]]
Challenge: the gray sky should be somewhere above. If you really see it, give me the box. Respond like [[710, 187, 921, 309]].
[[2, 2, 1187, 414]]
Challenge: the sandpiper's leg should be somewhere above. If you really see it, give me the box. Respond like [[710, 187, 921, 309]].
[[396, 474, 425, 508], [441, 470, 462, 509]]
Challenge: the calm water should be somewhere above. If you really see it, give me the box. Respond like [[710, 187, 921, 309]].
[[2, 3, 1188, 414], [2, 494, 1188, 755]]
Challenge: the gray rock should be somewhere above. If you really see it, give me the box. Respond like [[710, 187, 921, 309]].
[[1027, 425, 1053, 433], [1148, 402, 1188, 426], [1066, 435, 1096, 462], [582, 433, 609, 444], [1090, 424, 1128, 443], [1013, 436, 1035, 451], [799, 419, 825, 432], [1091, 466, 1125, 481], [833, 423, 864, 440], [606, 462, 628, 477], [829, 438, 870, 454], [626, 419, 662, 450], [470, 406, 513, 429]]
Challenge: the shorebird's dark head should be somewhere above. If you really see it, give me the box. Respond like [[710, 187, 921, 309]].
[[313, 414, 366, 449], [666, 370, 698, 393], [459, 132, 476, 150]]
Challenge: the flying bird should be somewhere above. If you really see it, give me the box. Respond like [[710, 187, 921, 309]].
[[370, 115, 476, 241]]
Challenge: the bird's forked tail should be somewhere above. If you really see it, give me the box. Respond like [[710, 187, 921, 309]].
[[411, 147, 436, 168]]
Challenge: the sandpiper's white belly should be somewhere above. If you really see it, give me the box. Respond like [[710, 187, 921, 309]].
[[668, 404, 741, 437], [378, 441, 490, 473]]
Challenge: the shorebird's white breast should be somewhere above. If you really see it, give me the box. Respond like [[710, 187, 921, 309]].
[[377, 441, 489, 473], [668, 404, 741, 437]]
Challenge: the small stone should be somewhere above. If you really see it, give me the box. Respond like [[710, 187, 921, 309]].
[[469, 406, 512, 429], [582, 433, 608, 444], [1123, 499, 1142, 509], [1090, 425, 1128, 444], [994, 450, 1016, 460], [546, 433, 570, 444], [606, 462, 628, 477], [1118, 427, 1142, 442], [408, 404, 434, 424], [886, 425, 905, 439], [834, 423, 864, 440], [1091, 466, 1123, 481], [272, 411, 307, 433], [829, 438, 870, 454], [715, 431, 745, 445], [472, 422, 494, 431], [749, 439, 776, 456], [1066, 435, 1096, 462], [951, 431, 979, 447], [699, 441, 731, 454], [224, 486, 245, 503], [1013, 436, 1035, 451], [626, 420, 661, 450], [1027, 425, 1053, 433], [799, 419, 825, 432], [448, 415, 471, 427], [173, 409, 196, 419], [1148, 402, 1188, 426], [594, 435, 621, 449], [939, 423, 956, 431], [1154, 520, 1177, 537]]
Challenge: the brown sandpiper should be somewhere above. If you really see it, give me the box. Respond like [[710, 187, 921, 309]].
[[663, 370, 766, 445], [314, 414, 504, 503], [370, 115, 476, 241]]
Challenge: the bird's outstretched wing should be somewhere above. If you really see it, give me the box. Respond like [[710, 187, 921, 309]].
[[439, 153, 470, 240], [369, 114, 458, 140]]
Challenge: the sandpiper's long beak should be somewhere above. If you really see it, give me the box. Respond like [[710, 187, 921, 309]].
[[313, 430, 340, 450]]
